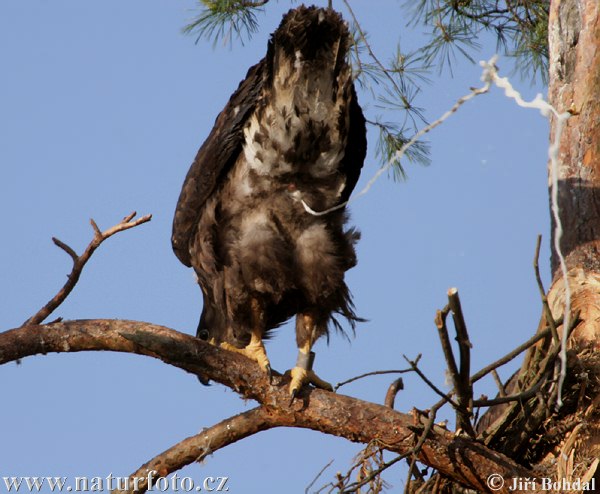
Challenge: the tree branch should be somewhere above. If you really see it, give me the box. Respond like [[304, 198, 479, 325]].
[[403, 354, 460, 409], [334, 368, 412, 391], [115, 407, 276, 494], [0, 320, 533, 493], [470, 323, 557, 385], [384, 378, 404, 409], [447, 288, 475, 437], [533, 234, 560, 342], [23, 212, 152, 326]]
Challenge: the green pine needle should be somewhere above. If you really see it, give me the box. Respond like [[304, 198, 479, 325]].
[[183, 0, 267, 46]]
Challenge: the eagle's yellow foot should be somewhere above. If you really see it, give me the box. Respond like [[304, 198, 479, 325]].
[[220, 339, 272, 380], [289, 351, 333, 401]]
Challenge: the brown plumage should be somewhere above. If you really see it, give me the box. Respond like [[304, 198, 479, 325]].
[[172, 5, 366, 396]]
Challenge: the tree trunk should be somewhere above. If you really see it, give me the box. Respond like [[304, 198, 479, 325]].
[[543, 0, 600, 481], [474, 1, 600, 489], [547, 0, 600, 348]]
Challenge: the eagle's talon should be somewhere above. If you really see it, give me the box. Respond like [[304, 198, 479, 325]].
[[289, 366, 307, 398], [288, 366, 333, 398], [220, 340, 272, 377]]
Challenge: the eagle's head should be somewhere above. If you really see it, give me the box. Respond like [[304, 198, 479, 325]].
[[269, 6, 351, 72]]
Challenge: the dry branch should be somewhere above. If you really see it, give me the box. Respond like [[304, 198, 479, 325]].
[[335, 368, 412, 391], [0, 320, 533, 493], [403, 354, 459, 409], [23, 212, 152, 326], [115, 407, 276, 494], [533, 235, 559, 343], [447, 288, 475, 437], [384, 378, 404, 408]]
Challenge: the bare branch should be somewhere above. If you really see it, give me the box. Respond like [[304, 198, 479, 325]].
[[404, 401, 444, 494], [334, 368, 412, 391], [447, 287, 475, 437], [340, 452, 404, 494], [1, 320, 534, 492], [435, 306, 460, 394], [90, 218, 102, 237], [491, 369, 506, 397], [403, 354, 459, 409], [305, 459, 334, 494], [384, 378, 404, 409], [470, 323, 556, 385], [51, 237, 78, 262], [115, 407, 275, 494], [22, 212, 152, 326], [473, 378, 546, 407], [533, 234, 560, 342], [342, 0, 403, 97], [476, 311, 581, 449]]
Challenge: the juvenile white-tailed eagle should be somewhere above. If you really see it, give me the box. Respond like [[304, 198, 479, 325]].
[[172, 5, 366, 398]]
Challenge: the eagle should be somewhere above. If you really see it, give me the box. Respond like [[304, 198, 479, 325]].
[[172, 5, 366, 398]]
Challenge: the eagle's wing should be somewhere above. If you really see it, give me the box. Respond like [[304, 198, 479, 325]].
[[338, 85, 367, 203], [172, 60, 265, 267]]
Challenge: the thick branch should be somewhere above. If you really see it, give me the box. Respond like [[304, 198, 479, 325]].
[[1, 320, 533, 493], [115, 407, 276, 494]]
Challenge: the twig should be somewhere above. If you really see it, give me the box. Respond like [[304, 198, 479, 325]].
[[114, 407, 274, 494], [342, 0, 404, 98], [470, 321, 559, 384], [426, 320, 560, 424], [320, 438, 403, 493], [403, 354, 460, 409], [473, 378, 546, 407], [533, 234, 560, 342], [52, 237, 78, 262], [547, 310, 581, 409], [447, 288, 475, 437], [474, 313, 578, 409], [305, 459, 334, 494], [339, 455, 404, 494], [404, 400, 445, 494], [435, 303, 473, 434], [385, 378, 404, 408], [334, 368, 412, 391], [478, 311, 581, 445], [22, 212, 152, 326], [491, 370, 506, 397], [434, 306, 460, 392]]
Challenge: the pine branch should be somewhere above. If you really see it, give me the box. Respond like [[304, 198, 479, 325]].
[[183, 0, 268, 46]]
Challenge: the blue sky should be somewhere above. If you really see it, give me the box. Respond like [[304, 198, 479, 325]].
[[1, 1, 549, 492]]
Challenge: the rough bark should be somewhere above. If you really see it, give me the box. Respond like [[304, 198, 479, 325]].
[[543, 0, 600, 480], [546, 0, 600, 348], [0, 320, 533, 494], [473, 1, 600, 487]]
